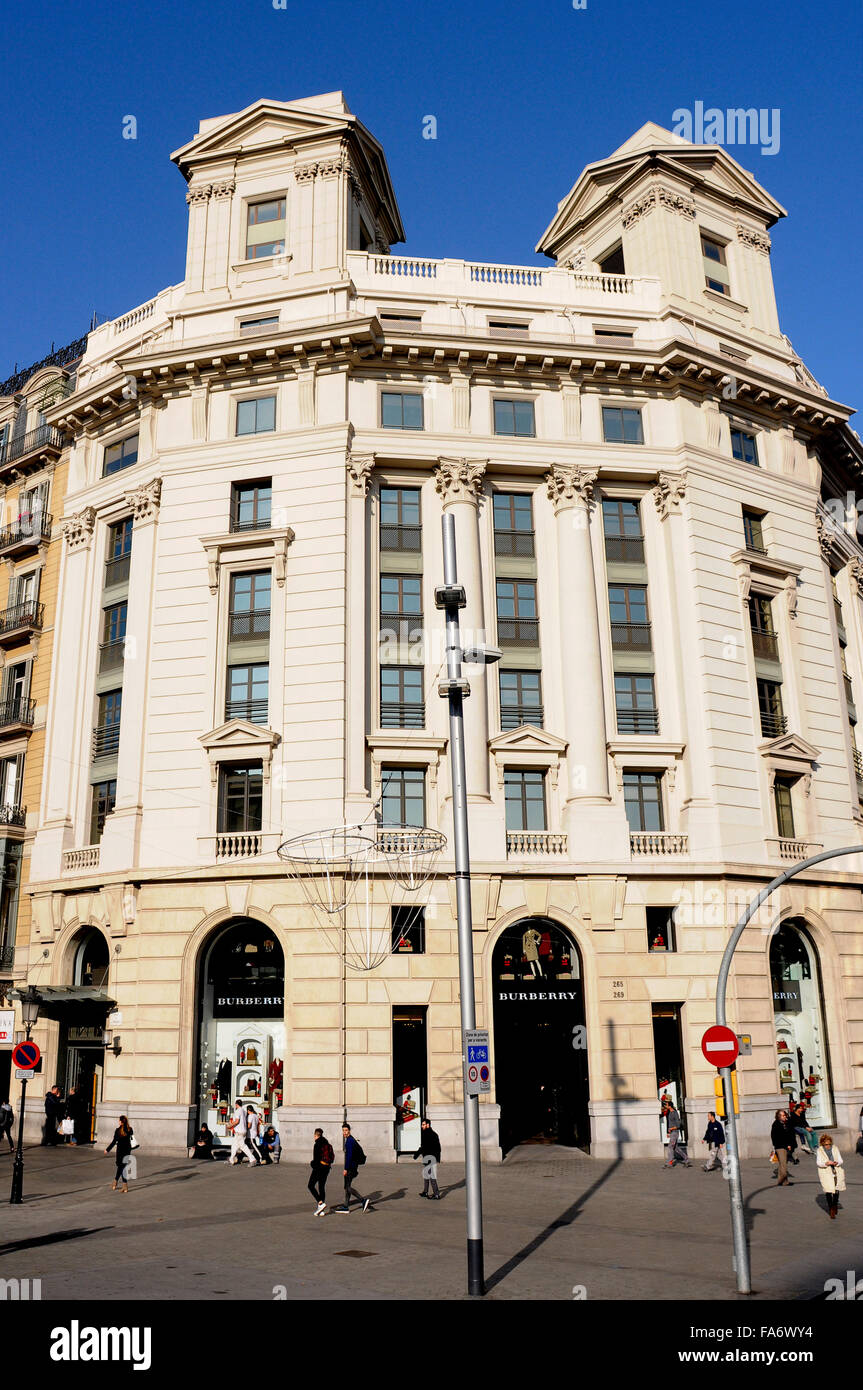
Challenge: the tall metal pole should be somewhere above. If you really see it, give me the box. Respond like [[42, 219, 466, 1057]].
[[715, 842, 863, 1294], [9, 1020, 32, 1206], [439, 512, 485, 1296]]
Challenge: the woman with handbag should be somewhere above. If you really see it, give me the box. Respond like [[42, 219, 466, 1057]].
[[817, 1133, 846, 1219], [105, 1116, 135, 1193]]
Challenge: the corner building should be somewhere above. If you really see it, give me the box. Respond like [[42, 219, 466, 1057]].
[[20, 96, 863, 1159]]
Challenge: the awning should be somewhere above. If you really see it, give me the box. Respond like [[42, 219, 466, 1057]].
[[9, 986, 116, 1020]]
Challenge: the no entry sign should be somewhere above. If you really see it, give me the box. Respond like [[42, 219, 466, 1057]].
[[12, 1039, 40, 1071], [701, 1025, 738, 1069]]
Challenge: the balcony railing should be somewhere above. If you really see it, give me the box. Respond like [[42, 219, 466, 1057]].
[[760, 711, 787, 738], [493, 528, 535, 558], [0, 804, 26, 827], [379, 611, 424, 644], [766, 837, 822, 862], [497, 616, 539, 645], [99, 639, 125, 673], [0, 599, 44, 641], [604, 536, 645, 564], [92, 724, 121, 759], [616, 709, 660, 735], [380, 702, 426, 729], [230, 513, 272, 534], [844, 674, 855, 706], [380, 523, 421, 553], [854, 748, 863, 781], [0, 512, 53, 556], [500, 706, 544, 731], [229, 609, 271, 641], [506, 830, 568, 855], [611, 621, 651, 651], [105, 553, 131, 587], [225, 698, 269, 724], [751, 628, 779, 661], [0, 424, 63, 467], [630, 831, 689, 855], [216, 831, 263, 860], [63, 846, 100, 872], [0, 942, 14, 973], [0, 697, 35, 731]]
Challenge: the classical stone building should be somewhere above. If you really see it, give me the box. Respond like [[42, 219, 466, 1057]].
[[14, 94, 863, 1159]]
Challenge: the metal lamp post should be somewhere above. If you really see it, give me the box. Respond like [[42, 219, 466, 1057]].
[[10, 983, 42, 1205], [435, 511, 501, 1297]]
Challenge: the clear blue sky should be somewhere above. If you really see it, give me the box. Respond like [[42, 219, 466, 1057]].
[[1, 0, 860, 414]]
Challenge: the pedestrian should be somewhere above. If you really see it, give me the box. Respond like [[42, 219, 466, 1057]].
[[817, 1134, 845, 1219], [66, 1084, 89, 1146], [227, 1100, 259, 1166], [661, 1097, 691, 1167], [770, 1108, 797, 1186], [105, 1115, 134, 1193], [789, 1100, 815, 1159], [259, 1125, 280, 1164], [190, 1124, 215, 1159], [245, 1104, 262, 1160], [42, 1085, 64, 1146], [0, 1098, 14, 1152], [336, 1122, 371, 1213], [308, 1127, 334, 1213], [413, 1117, 442, 1198], [701, 1111, 726, 1172]]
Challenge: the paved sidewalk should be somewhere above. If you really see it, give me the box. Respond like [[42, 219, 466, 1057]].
[[0, 1142, 859, 1301]]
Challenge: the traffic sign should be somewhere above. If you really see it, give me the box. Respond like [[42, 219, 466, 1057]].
[[15, 1069, 36, 1082], [464, 1029, 491, 1095], [12, 1040, 40, 1071], [701, 1026, 739, 1069]]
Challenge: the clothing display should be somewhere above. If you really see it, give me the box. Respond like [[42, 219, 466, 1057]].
[[268, 1058, 283, 1092], [216, 1058, 232, 1101]]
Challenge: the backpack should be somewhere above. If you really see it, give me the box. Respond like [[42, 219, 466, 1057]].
[[353, 1141, 367, 1167], [323, 1141, 335, 1166]]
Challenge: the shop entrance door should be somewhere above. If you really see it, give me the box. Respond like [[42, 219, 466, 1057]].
[[393, 1008, 426, 1153], [65, 1045, 104, 1143], [652, 1004, 686, 1140]]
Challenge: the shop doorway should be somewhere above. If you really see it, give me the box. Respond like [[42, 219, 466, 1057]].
[[770, 919, 834, 1126], [393, 1007, 427, 1153], [492, 918, 589, 1154], [64, 1040, 104, 1143], [652, 1003, 686, 1139]]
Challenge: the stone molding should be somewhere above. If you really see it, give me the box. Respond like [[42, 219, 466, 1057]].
[[347, 452, 375, 497], [736, 224, 772, 255], [185, 180, 236, 205], [622, 182, 696, 228], [60, 506, 97, 550], [434, 457, 486, 506], [125, 476, 162, 522], [545, 464, 598, 514], [653, 472, 687, 520]]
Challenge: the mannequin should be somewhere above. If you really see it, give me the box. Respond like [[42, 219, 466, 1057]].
[[216, 1057, 232, 1101], [523, 927, 542, 978]]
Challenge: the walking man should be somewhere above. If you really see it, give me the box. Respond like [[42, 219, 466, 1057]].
[[661, 1096, 691, 1167], [770, 1108, 797, 1186], [0, 1098, 13, 1152], [337, 1122, 371, 1213], [308, 1127, 334, 1215], [43, 1085, 64, 1146], [413, 1117, 442, 1198], [228, 1100, 259, 1166], [701, 1111, 726, 1171]]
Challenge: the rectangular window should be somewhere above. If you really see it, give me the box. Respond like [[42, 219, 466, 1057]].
[[496, 579, 538, 645], [245, 197, 286, 259], [231, 480, 272, 532], [602, 407, 644, 444], [380, 486, 421, 552], [730, 428, 758, 465], [647, 906, 676, 953], [380, 392, 424, 431], [99, 602, 127, 673], [105, 518, 133, 586], [380, 666, 425, 729], [90, 780, 117, 843], [488, 319, 530, 339], [594, 327, 634, 344], [499, 670, 543, 730], [218, 763, 264, 832], [701, 232, 730, 295], [379, 313, 422, 328], [103, 433, 139, 477], [239, 316, 279, 335], [380, 574, 423, 643], [493, 493, 535, 557], [504, 769, 547, 832], [93, 689, 122, 759], [0, 753, 23, 813], [391, 905, 426, 954], [774, 777, 796, 839], [226, 663, 269, 724], [381, 767, 426, 827], [229, 571, 272, 641], [623, 772, 664, 832], [603, 498, 644, 563], [599, 244, 625, 276], [757, 678, 786, 738], [236, 396, 276, 436], [609, 584, 650, 650], [614, 674, 659, 735], [748, 596, 778, 661], [493, 398, 536, 437], [742, 509, 766, 553]]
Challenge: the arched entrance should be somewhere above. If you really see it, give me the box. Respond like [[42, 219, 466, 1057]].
[[194, 919, 285, 1151], [770, 919, 834, 1127], [56, 927, 111, 1144], [492, 917, 589, 1154]]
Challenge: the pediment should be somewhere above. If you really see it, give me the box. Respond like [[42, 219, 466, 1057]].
[[199, 719, 281, 753], [171, 97, 352, 172], [489, 726, 568, 756], [760, 732, 820, 763]]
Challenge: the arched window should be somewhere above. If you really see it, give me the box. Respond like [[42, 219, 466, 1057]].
[[770, 920, 833, 1127], [72, 929, 109, 989]]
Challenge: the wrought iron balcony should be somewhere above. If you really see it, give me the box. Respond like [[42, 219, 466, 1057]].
[[92, 724, 121, 759], [0, 512, 53, 557], [229, 609, 271, 641], [0, 941, 14, 973], [500, 705, 544, 731], [497, 615, 539, 645], [604, 536, 645, 564], [230, 512, 272, 534], [0, 424, 63, 468], [611, 621, 651, 651], [225, 698, 269, 724], [751, 628, 779, 661], [0, 804, 26, 828], [104, 553, 131, 587], [760, 711, 787, 738], [0, 697, 35, 732], [380, 701, 426, 729], [380, 523, 422, 553], [99, 639, 125, 673], [379, 611, 424, 644], [494, 528, 535, 558], [615, 708, 660, 735], [0, 599, 44, 645], [853, 748, 863, 781]]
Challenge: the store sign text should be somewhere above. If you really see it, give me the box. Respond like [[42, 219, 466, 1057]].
[[497, 991, 581, 1001]]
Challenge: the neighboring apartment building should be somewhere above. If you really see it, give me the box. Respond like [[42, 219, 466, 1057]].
[[15, 95, 863, 1159], [0, 337, 85, 1103]]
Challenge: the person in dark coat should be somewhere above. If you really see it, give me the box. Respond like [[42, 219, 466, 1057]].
[[770, 1108, 797, 1186], [65, 1086, 89, 1146], [0, 1099, 14, 1151], [413, 1118, 442, 1198], [702, 1112, 726, 1171], [42, 1086, 64, 1146], [308, 1127, 332, 1211], [105, 1116, 134, 1193], [190, 1124, 214, 1159]]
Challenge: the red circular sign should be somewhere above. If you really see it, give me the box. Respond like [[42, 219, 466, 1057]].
[[479, 1065, 490, 1082], [12, 1040, 40, 1070], [701, 1026, 738, 1069]]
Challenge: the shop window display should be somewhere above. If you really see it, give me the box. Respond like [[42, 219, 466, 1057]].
[[770, 920, 833, 1127]]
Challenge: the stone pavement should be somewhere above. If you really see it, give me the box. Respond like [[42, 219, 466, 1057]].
[[0, 1141, 860, 1301]]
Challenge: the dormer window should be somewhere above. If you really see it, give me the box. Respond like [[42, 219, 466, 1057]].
[[701, 232, 730, 296], [246, 198, 286, 260], [598, 243, 625, 276]]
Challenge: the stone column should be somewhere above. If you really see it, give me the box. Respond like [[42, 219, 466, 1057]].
[[344, 452, 375, 824]]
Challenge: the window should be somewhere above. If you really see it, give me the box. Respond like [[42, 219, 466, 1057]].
[[4, 661, 29, 705], [496, 580, 538, 644], [730, 428, 758, 465], [8, 569, 40, 610], [229, 571, 271, 641], [18, 482, 49, 529], [381, 392, 424, 430], [602, 406, 644, 444], [0, 753, 23, 813], [742, 509, 766, 554], [599, 243, 625, 276], [245, 197, 286, 259], [90, 780, 117, 843], [594, 327, 634, 344], [391, 905, 425, 954], [647, 906, 676, 953], [236, 396, 276, 436], [380, 666, 424, 729], [499, 670, 543, 729], [93, 690, 122, 759], [603, 498, 644, 563], [609, 584, 650, 650], [757, 678, 786, 738], [493, 398, 536, 437], [100, 602, 127, 672], [239, 316, 279, 335], [701, 232, 730, 295], [774, 777, 796, 839], [231, 480, 272, 532], [493, 493, 534, 557], [623, 772, 664, 832], [380, 487, 421, 552], [748, 596, 778, 661], [226, 664, 269, 724], [488, 319, 530, 339], [379, 312, 422, 328], [103, 433, 139, 477], [504, 769, 547, 832], [380, 575, 423, 642], [218, 763, 263, 832], [614, 674, 659, 735], [381, 767, 425, 827], [105, 518, 133, 586]]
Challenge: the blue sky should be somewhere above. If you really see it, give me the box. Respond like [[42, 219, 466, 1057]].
[[1, 0, 860, 413]]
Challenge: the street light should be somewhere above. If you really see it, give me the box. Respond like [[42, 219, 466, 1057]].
[[435, 512, 501, 1297], [10, 983, 42, 1205]]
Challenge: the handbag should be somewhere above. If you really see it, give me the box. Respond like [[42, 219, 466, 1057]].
[[130, 1136, 140, 1151]]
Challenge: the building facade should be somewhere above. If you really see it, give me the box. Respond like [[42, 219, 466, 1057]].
[[14, 95, 863, 1159]]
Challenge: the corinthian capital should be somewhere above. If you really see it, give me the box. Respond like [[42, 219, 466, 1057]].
[[434, 457, 486, 506], [347, 452, 375, 497], [653, 472, 687, 520], [545, 464, 598, 514], [125, 476, 162, 521], [61, 506, 97, 551]]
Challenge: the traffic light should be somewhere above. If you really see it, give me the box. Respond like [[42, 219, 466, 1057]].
[[714, 1068, 739, 1118]]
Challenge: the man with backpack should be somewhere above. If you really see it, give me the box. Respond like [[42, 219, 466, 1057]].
[[309, 1127, 334, 1214], [337, 1122, 372, 1213]]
